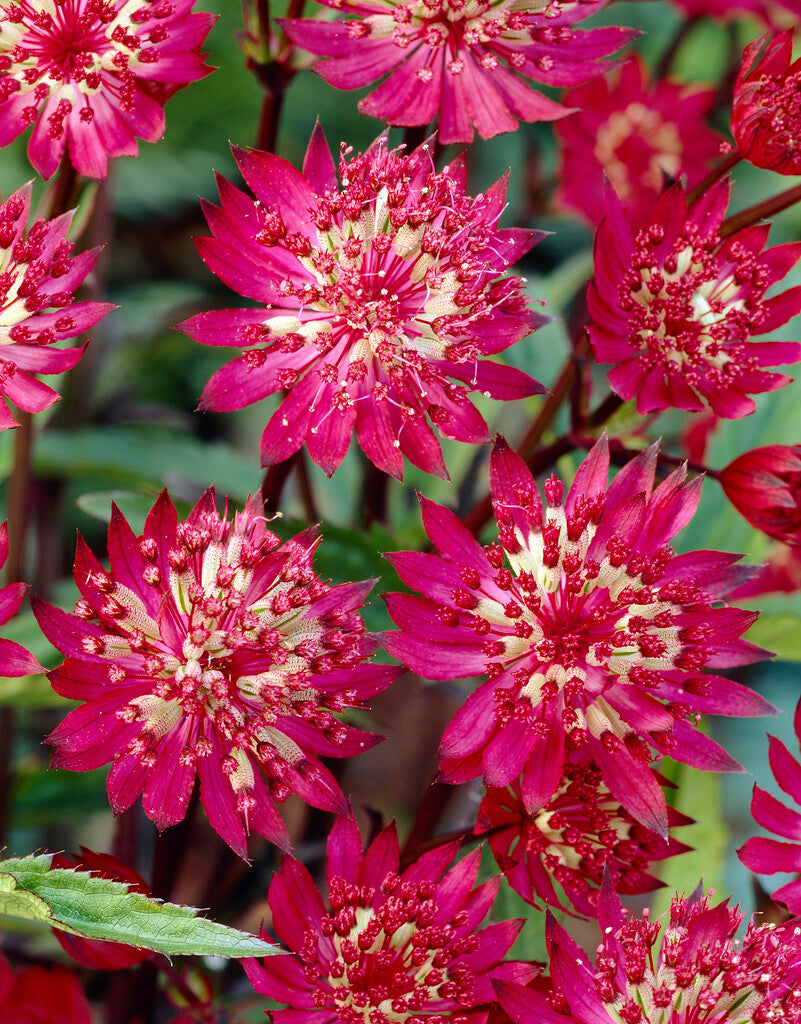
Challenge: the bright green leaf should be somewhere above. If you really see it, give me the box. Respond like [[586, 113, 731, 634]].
[[0, 855, 280, 959]]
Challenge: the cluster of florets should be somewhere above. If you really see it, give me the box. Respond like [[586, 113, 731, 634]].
[[179, 126, 546, 479], [588, 180, 801, 417], [245, 816, 534, 1024], [0, 0, 215, 179], [34, 489, 399, 857], [498, 885, 801, 1024], [383, 436, 769, 835], [281, 0, 633, 143], [732, 30, 801, 175], [478, 755, 689, 915]]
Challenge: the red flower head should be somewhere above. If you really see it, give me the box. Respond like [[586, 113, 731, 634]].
[[497, 882, 801, 1024], [177, 125, 548, 481], [477, 754, 690, 916], [0, 519, 42, 677], [668, 0, 801, 26], [33, 489, 400, 859], [0, 181, 113, 428], [733, 31, 801, 176], [0, 0, 215, 181], [555, 56, 721, 227], [0, 952, 91, 1024], [721, 444, 801, 545], [739, 696, 801, 913], [279, 1, 633, 145], [243, 815, 537, 1024], [587, 179, 801, 417], [382, 436, 773, 836], [51, 848, 150, 969]]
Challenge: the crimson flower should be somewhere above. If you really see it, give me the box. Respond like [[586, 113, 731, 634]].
[[0, 0, 215, 181], [33, 489, 399, 858], [0, 520, 41, 677], [555, 56, 721, 227], [497, 881, 801, 1024], [477, 754, 690, 916], [721, 444, 801, 545], [739, 696, 801, 913], [243, 815, 537, 1024], [587, 179, 801, 417], [178, 126, 547, 481], [669, 0, 801, 25], [51, 848, 150, 969], [280, 1, 633, 144], [0, 181, 113, 429], [733, 31, 801, 176], [0, 952, 91, 1023], [382, 436, 772, 835]]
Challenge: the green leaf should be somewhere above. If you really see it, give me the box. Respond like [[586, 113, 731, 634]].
[[0, 855, 280, 959], [745, 614, 801, 663]]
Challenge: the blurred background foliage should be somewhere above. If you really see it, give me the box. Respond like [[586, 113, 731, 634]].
[[0, 0, 799, 1006]]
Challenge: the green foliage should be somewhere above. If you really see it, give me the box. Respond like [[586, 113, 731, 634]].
[[0, 855, 279, 958]]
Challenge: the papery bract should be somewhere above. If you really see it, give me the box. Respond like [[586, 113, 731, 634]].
[[178, 126, 548, 481], [556, 56, 721, 226], [497, 881, 801, 1023], [739, 696, 801, 913], [0, 952, 92, 1023], [382, 436, 772, 835], [477, 755, 690, 916], [33, 489, 400, 859], [733, 31, 801, 176], [721, 444, 801, 545], [0, 182, 113, 429], [243, 815, 537, 1024], [280, 1, 633, 144], [51, 848, 150, 970], [587, 179, 801, 417], [0, 0, 215, 181]]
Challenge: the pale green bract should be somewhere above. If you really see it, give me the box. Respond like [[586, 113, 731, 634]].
[[0, 855, 280, 958]]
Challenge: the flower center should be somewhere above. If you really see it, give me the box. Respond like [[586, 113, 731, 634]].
[[616, 223, 767, 387], [593, 103, 682, 200], [306, 873, 478, 1024], [243, 141, 530, 421], [75, 511, 363, 801]]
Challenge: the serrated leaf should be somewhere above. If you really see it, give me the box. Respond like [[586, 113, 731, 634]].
[[0, 855, 280, 959]]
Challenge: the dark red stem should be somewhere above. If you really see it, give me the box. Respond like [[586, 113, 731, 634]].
[[720, 182, 801, 238]]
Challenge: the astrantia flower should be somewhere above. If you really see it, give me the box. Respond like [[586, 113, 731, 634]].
[[721, 444, 801, 545], [382, 436, 772, 834], [0, 181, 113, 429], [0, 953, 91, 1024], [555, 56, 721, 226], [33, 489, 399, 858], [243, 815, 536, 1024], [0, 519, 42, 677], [280, 1, 633, 144], [733, 31, 801, 176], [177, 126, 547, 480], [739, 696, 801, 913], [497, 883, 801, 1024], [0, 0, 215, 181], [587, 179, 801, 417], [477, 755, 690, 916]]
